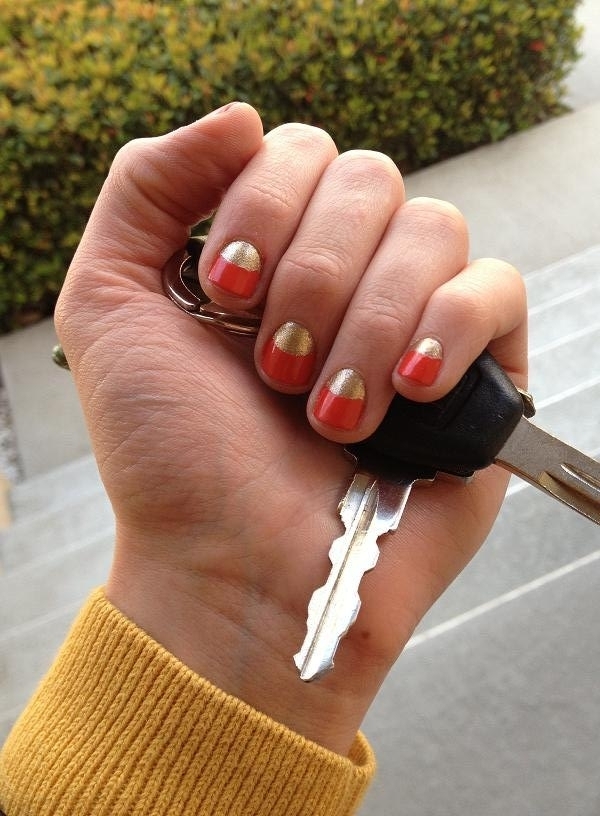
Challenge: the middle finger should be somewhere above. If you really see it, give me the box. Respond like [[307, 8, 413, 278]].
[[257, 149, 405, 391]]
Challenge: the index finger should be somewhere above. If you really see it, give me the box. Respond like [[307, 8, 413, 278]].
[[58, 103, 264, 307]]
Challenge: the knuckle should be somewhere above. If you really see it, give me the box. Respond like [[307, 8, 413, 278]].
[[53, 293, 68, 339], [403, 196, 468, 247], [240, 177, 298, 221], [107, 137, 166, 212], [432, 280, 492, 332], [239, 126, 338, 219], [334, 149, 404, 196], [406, 195, 464, 223], [479, 258, 527, 304], [53, 280, 83, 352], [109, 137, 155, 184], [267, 122, 338, 157], [349, 293, 407, 340], [282, 246, 348, 300]]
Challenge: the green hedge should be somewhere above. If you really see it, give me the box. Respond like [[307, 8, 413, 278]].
[[0, 0, 581, 331]]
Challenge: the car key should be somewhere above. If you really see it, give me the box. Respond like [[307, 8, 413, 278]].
[[294, 354, 600, 680], [162, 241, 600, 522], [293, 466, 436, 681], [161, 239, 600, 681], [349, 354, 600, 524]]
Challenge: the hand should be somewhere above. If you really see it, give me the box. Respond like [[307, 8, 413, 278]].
[[55, 103, 527, 755]]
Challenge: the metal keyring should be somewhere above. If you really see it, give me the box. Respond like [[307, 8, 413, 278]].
[[161, 236, 262, 337], [53, 237, 262, 370]]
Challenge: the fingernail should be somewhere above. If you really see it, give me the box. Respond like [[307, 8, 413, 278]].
[[261, 322, 316, 386], [214, 101, 238, 114], [314, 369, 366, 430], [397, 338, 443, 386], [208, 241, 262, 297]]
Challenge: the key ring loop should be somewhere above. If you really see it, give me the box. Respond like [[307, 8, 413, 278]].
[[161, 236, 262, 337], [52, 236, 262, 370]]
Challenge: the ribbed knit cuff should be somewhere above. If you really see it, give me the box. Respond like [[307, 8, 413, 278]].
[[0, 588, 376, 816]]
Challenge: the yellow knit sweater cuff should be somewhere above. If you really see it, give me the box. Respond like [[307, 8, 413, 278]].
[[0, 588, 376, 816]]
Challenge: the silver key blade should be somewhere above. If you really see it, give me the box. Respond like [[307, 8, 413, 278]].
[[294, 470, 417, 682], [496, 416, 600, 525]]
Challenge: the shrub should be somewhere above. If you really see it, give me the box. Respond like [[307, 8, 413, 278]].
[[0, 0, 581, 331]]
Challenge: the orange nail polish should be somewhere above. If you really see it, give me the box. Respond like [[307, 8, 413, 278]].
[[261, 322, 316, 386], [398, 338, 443, 386], [314, 369, 366, 430], [208, 241, 261, 297]]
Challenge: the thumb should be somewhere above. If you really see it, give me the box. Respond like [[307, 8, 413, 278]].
[[55, 102, 263, 374], [64, 102, 264, 294]]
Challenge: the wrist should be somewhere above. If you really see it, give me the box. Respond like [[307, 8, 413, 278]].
[[105, 536, 377, 756], [2, 587, 376, 815]]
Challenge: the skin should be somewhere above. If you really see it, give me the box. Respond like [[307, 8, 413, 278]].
[[55, 102, 527, 756]]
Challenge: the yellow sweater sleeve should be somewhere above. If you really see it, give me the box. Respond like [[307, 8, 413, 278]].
[[0, 589, 375, 816]]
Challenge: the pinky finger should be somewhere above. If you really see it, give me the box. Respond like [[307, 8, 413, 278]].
[[392, 258, 528, 401]]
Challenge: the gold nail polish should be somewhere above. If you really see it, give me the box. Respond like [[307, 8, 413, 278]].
[[262, 322, 316, 386], [220, 240, 261, 271], [272, 322, 315, 356], [325, 368, 366, 400], [398, 337, 443, 386], [412, 338, 442, 359], [314, 368, 366, 430]]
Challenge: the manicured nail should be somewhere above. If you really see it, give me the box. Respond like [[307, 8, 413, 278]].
[[397, 338, 443, 386], [314, 369, 366, 430], [261, 322, 316, 386], [208, 241, 262, 297], [214, 101, 238, 114]]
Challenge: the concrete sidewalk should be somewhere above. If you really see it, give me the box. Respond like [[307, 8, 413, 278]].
[[404, 102, 600, 274]]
